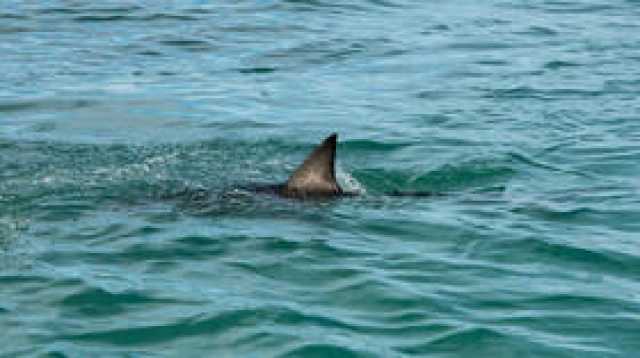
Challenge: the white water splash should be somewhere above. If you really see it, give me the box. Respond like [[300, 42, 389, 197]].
[[337, 165, 366, 195]]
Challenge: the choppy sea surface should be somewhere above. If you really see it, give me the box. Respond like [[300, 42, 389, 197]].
[[1, 1, 639, 357]]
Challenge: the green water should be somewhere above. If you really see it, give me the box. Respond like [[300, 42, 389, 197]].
[[1, 1, 640, 357]]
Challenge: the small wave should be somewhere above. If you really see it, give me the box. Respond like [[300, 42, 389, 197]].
[[342, 139, 411, 152], [515, 292, 635, 311], [281, 344, 366, 358], [0, 26, 32, 34], [60, 309, 264, 345], [397, 326, 506, 355], [158, 39, 215, 52], [497, 236, 640, 277], [73, 15, 129, 22], [279, 0, 367, 13], [448, 41, 516, 51], [508, 151, 591, 178], [59, 287, 181, 317], [486, 86, 604, 100], [0, 13, 28, 20], [517, 25, 559, 37], [354, 158, 514, 194], [542, 4, 618, 14], [0, 98, 97, 114], [38, 6, 142, 15], [543, 60, 582, 70], [237, 67, 278, 74]]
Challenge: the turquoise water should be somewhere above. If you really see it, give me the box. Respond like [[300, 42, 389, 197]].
[[1, 1, 640, 356]]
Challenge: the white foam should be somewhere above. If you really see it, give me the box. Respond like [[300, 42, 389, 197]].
[[337, 165, 366, 195]]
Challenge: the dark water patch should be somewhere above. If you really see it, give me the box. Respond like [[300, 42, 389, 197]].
[[35, 202, 97, 222], [357, 218, 429, 239], [269, 307, 357, 331], [54, 221, 142, 245], [158, 39, 215, 52], [542, 4, 618, 14], [41, 232, 235, 267], [36, 7, 83, 15], [396, 327, 510, 356], [544, 60, 582, 69], [199, 119, 276, 130], [327, 277, 443, 315], [512, 204, 640, 232], [254, 236, 307, 253], [474, 59, 510, 66], [0, 139, 275, 214], [175, 234, 231, 250], [1, 348, 38, 358], [509, 151, 591, 178], [351, 169, 411, 193], [421, 24, 451, 35], [342, 138, 412, 152], [294, 236, 373, 260], [73, 13, 198, 22], [603, 79, 640, 94], [605, 21, 640, 30], [366, 0, 404, 9], [0, 274, 48, 285], [237, 67, 278, 74], [279, 0, 367, 13], [135, 49, 165, 57], [47, 275, 101, 290], [0, 98, 97, 114], [416, 90, 456, 100], [486, 86, 604, 100], [517, 25, 559, 37], [61, 308, 271, 346], [228, 258, 365, 290], [120, 225, 164, 238], [281, 344, 370, 358], [0, 26, 32, 34], [487, 86, 538, 99], [409, 113, 453, 126], [59, 287, 181, 317], [115, 237, 227, 262], [230, 331, 298, 355], [0, 13, 28, 20], [260, 37, 397, 68], [398, 160, 514, 192], [73, 15, 129, 22], [497, 316, 637, 355], [37, 5, 143, 15], [171, 191, 348, 220], [448, 41, 516, 51], [141, 13, 198, 21], [496, 236, 640, 278], [515, 293, 639, 313]]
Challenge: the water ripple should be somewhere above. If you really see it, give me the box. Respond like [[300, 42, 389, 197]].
[[3, 0, 640, 356]]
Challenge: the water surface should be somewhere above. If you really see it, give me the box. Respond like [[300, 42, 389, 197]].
[[1, 1, 639, 356]]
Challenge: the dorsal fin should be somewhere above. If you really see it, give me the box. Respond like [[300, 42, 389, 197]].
[[281, 133, 342, 198]]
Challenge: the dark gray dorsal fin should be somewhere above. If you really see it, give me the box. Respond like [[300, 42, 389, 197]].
[[282, 133, 342, 197]]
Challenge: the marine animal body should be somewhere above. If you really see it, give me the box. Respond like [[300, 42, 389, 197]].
[[173, 133, 439, 207], [251, 133, 437, 199], [250, 133, 345, 199]]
